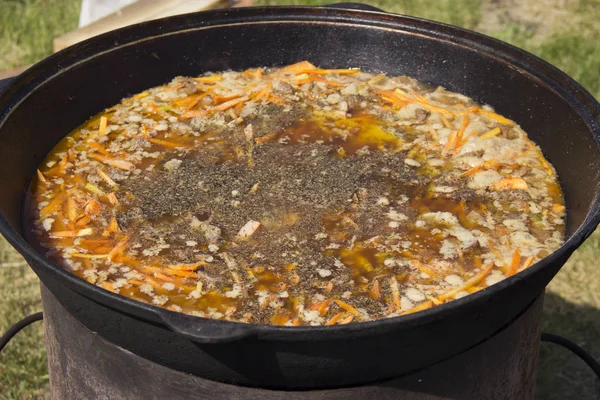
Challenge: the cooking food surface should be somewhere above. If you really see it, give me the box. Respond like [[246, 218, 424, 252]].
[[27, 61, 565, 326]]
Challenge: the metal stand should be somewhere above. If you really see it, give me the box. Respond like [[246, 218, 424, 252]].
[[43, 285, 543, 399]]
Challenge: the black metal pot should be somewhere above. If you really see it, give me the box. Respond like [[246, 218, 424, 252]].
[[0, 4, 599, 390]]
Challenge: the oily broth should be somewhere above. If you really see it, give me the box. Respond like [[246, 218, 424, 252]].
[[27, 62, 565, 326]]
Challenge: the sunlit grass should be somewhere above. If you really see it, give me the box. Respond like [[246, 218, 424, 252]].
[[0, 0, 80, 70]]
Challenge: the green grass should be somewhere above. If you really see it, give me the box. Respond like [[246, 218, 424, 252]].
[[0, 0, 80, 70], [0, 261, 47, 400], [0, 0, 599, 399]]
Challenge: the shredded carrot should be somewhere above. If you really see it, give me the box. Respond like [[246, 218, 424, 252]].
[[36, 169, 47, 184], [242, 68, 263, 79], [270, 313, 290, 326], [66, 197, 78, 221], [538, 154, 555, 175], [317, 299, 333, 316], [260, 294, 276, 311], [451, 116, 470, 153], [339, 314, 355, 324], [367, 73, 386, 85], [311, 76, 344, 87], [253, 82, 272, 101], [50, 228, 94, 238], [267, 93, 286, 106], [479, 110, 514, 125], [506, 249, 522, 277], [90, 153, 134, 171], [388, 276, 401, 312], [520, 255, 535, 272], [100, 282, 115, 292], [167, 261, 207, 271], [213, 92, 246, 103], [39, 194, 65, 217], [211, 96, 249, 112], [148, 137, 194, 150], [440, 114, 452, 129], [410, 260, 440, 279], [428, 296, 443, 306], [488, 177, 529, 191], [75, 216, 91, 227], [59, 155, 68, 171], [180, 109, 207, 120], [98, 116, 108, 135], [409, 90, 429, 104], [279, 61, 317, 73], [454, 106, 479, 117], [107, 192, 119, 206], [334, 299, 360, 315], [460, 159, 499, 178], [96, 168, 119, 187], [84, 182, 105, 197], [480, 127, 502, 139], [442, 130, 458, 155], [439, 263, 494, 301], [376, 89, 408, 108], [309, 68, 360, 75], [71, 253, 109, 259], [133, 91, 149, 99], [107, 215, 120, 233], [325, 280, 334, 293], [401, 300, 434, 316], [155, 268, 198, 279], [85, 199, 103, 215], [325, 312, 344, 326], [193, 75, 222, 83], [79, 239, 113, 246], [107, 239, 127, 261], [369, 278, 381, 299], [393, 89, 454, 116]]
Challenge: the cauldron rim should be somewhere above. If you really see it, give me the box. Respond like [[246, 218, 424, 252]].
[[0, 5, 599, 344]]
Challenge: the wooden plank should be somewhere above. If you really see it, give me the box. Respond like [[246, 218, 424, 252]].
[[53, 0, 230, 52]]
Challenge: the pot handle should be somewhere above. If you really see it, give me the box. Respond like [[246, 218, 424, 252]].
[[0, 76, 17, 98], [323, 2, 385, 12], [159, 310, 259, 344]]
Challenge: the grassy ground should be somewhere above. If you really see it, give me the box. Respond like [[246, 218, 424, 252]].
[[0, 0, 80, 71], [0, 0, 598, 399]]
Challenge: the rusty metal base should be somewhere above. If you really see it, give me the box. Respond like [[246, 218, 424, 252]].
[[43, 285, 543, 400]]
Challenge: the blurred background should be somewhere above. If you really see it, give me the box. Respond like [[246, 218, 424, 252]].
[[0, 1, 598, 399]]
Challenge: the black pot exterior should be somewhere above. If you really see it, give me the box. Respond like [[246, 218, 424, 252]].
[[0, 6, 599, 389]]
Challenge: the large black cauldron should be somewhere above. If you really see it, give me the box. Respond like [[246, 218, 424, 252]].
[[0, 3, 599, 390]]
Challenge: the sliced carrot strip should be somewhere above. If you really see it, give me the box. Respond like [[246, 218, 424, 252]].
[[148, 137, 194, 150], [210, 96, 249, 112], [401, 300, 434, 316], [439, 263, 494, 301], [506, 249, 522, 277], [334, 299, 360, 315], [480, 127, 501, 139], [280, 61, 317, 73], [325, 312, 344, 326], [90, 153, 134, 171]]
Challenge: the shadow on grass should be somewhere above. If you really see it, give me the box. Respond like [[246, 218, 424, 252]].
[[536, 291, 600, 400]]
